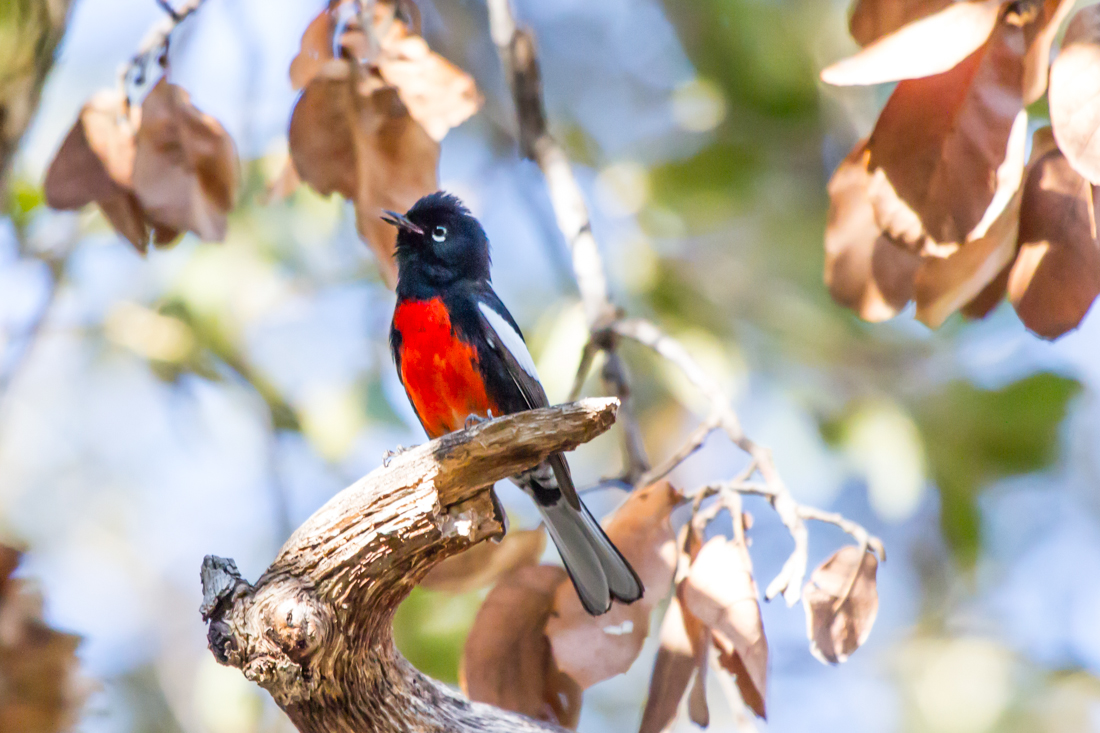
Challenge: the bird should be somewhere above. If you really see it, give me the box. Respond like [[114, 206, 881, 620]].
[[383, 191, 643, 616]]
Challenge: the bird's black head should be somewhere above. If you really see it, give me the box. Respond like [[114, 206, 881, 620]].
[[384, 192, 491, 295]]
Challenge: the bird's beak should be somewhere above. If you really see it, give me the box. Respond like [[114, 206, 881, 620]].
[[381, 210, 424, 235]]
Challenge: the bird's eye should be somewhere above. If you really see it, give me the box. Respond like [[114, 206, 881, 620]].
[[431, 226, 447, 242]]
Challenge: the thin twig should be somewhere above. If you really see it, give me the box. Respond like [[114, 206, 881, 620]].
[[488, 0, 647, 478], [636, 412, 720, 489], [567, 337, 599, 402], [484, 0, 883, 610], [610, 317, 823, 605], [155, 0, 184, 22], [119, 0, 207, 92], [600, 350, 649, 483]]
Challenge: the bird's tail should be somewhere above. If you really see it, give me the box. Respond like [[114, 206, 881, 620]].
[[537, 498, 644, 615]]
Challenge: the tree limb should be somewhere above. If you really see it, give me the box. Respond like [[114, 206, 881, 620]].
[[200, 398, 619, 733]]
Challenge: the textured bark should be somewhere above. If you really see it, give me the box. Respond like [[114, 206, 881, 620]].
[[0, 0, 70, 195], [200, 398, 620, 733]]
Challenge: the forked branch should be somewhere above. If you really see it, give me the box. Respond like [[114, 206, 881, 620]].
[[199, 398, 618, 733]]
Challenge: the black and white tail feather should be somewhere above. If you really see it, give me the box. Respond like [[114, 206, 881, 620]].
[[477, 297, 644, 615], [515, 462, 644, 614]]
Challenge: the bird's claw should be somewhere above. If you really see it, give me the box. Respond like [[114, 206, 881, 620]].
[[382, 444, 411, 467], [464, 410, 493, 429]]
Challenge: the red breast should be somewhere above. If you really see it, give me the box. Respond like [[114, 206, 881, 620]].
[[392, 297, 499, 437]]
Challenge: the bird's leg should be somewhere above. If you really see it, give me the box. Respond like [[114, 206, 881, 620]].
[[382, 444, 412, 467], [464, 409, 494, 429]]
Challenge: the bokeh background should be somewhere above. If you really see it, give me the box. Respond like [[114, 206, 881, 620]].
[[3, 0, 1100, 731]]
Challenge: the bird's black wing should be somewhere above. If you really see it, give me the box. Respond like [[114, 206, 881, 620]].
[[464, 287, 583, 511]]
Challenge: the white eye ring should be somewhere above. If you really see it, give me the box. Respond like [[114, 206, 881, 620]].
[[431, 226, 447, 242]]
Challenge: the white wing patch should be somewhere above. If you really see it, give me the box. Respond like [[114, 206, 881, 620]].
[[478, 302, 540, 381]]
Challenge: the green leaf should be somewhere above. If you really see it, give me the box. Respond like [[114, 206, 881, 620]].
[[913, 373, 1081, 566]]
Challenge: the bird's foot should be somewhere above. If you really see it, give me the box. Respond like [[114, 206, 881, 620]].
[[464, 410, 494, 429], [382, 444, 411, 467]]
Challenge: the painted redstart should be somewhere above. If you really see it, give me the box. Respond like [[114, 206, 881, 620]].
[[384, 192, 644, 615]]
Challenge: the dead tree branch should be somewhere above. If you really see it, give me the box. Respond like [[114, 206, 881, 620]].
[[200, 398, 619, 733]]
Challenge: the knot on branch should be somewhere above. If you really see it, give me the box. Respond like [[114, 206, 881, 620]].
[[202, 557, 333, 705]]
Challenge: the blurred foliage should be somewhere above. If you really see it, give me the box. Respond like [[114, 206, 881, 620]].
[[5, 178, 43, 233], [913, 373, 1082, 566], [648, 141, 758, 229], [0, 0, 1096, 730], [0, 0, 69, 193], [116, 668, 185, 733], [392, 587, 483, 685], [659, 0, 818, 119], [158, 298, 301, 431]]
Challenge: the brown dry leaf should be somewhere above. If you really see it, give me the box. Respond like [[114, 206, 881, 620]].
[[680, 536, 767, 719], [687, 661, 709, 727], [289, 9, 336, 89], [546, 482, 681, 690], [289, 60, 438, 287], [461, 564, 581, 728], [714, 644, 765, 719], [638, 592, 708, 733], [866, 166, 930, 250], [350, 84, 439, 282], [1008, 139, 1100, 338], [913, 196, 1020, 328], [421, 529, 546, 593], [679, 525, 711, 726], [912, 110, 1029, 327], [848, 0, 953, 47], [960, 260, 1012, 319], [822, 0, 1003, 86], [867, 18, 1025, 245], [289, 4, 479, 141], [97, 193, 154, 252], [285, 3, 478, 284], [1049, 4, 1100, 184], [376, 26, 482, 143], [802, 546, 879, 665], [0, 546, 84, 733], [1023, 0, 1076, 103], [684, 597, 710, 728], [600, 481, 681, 594], [44, 107, 120, 210], [43, 91, 154, 251], [132, 79, 239, 243], [825, 139, 922, 321], [288, 61, 360, 200]]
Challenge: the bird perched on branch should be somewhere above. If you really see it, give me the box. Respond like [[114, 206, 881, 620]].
[[384, 192, 643, 615]]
